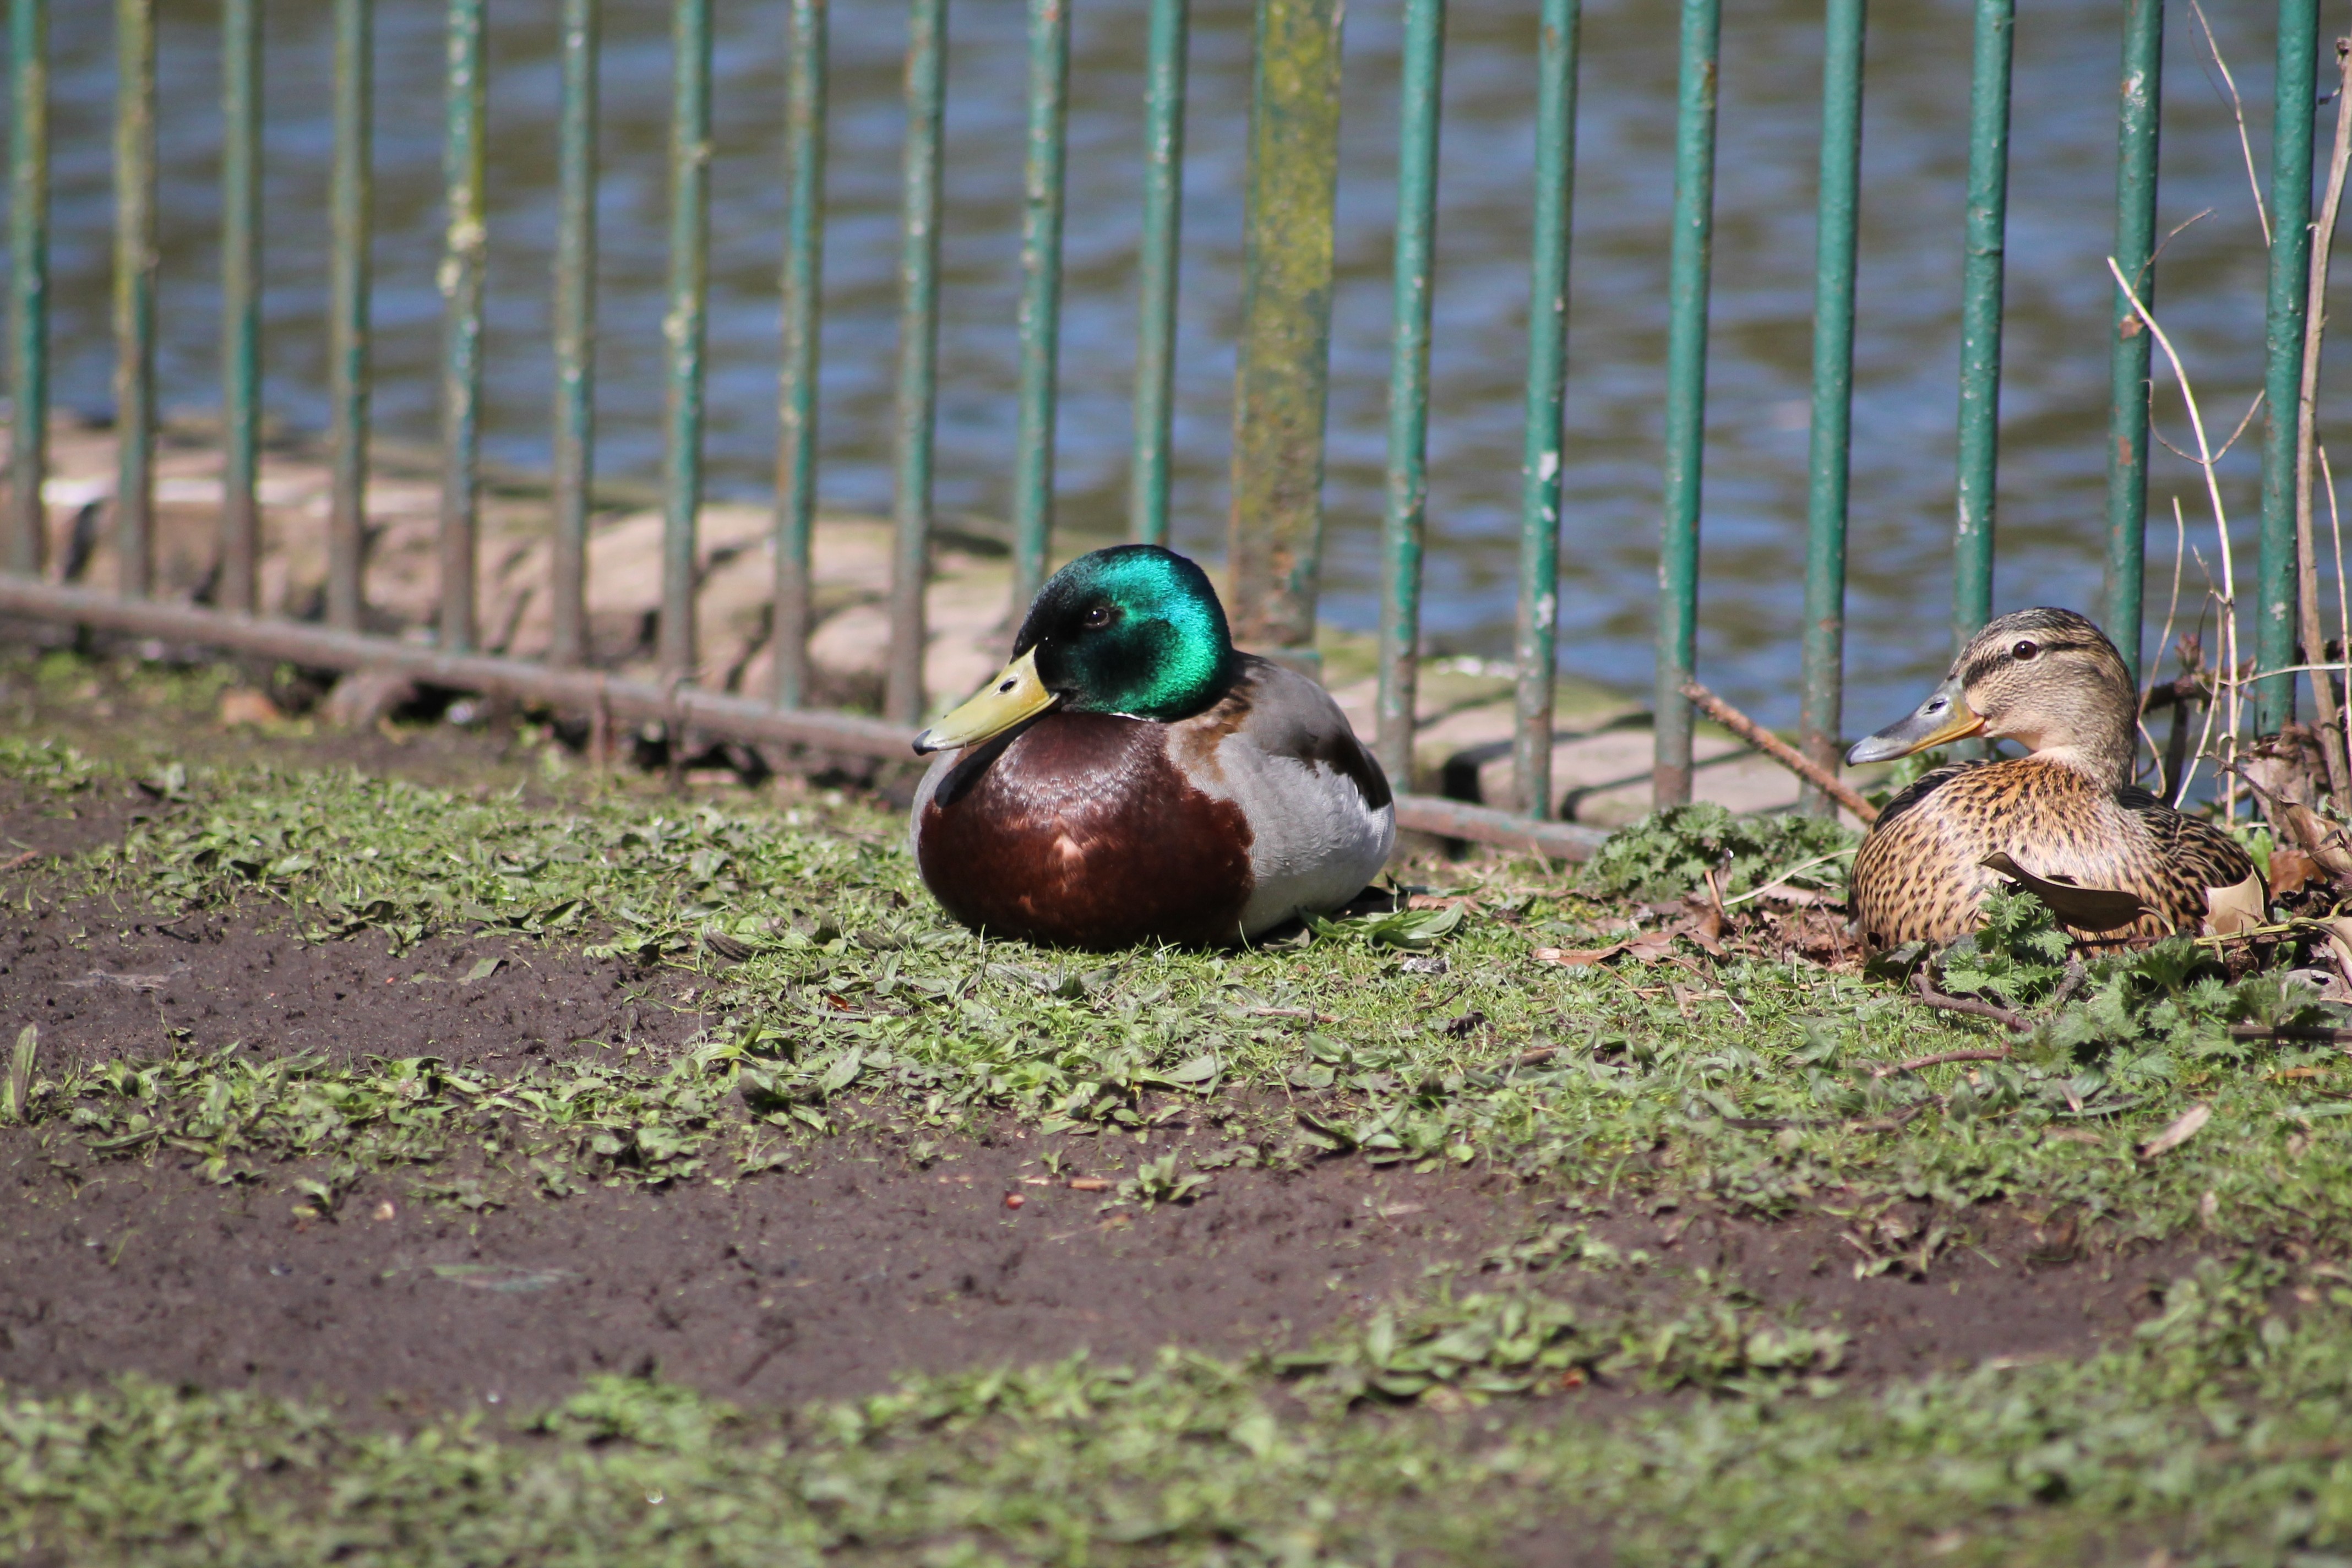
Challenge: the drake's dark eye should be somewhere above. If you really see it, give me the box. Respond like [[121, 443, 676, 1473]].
[[2012, 639, 2040, 662], [1082, 605, 1114, 629]]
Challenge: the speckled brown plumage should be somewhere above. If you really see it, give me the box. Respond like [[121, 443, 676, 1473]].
[[1850, 762, 2256, 945], [1847, 607, 2263, 948]]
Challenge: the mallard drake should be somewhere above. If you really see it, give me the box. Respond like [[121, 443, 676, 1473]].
[[910, 545, 1396, 949], [1844, 607, 2264, 947]]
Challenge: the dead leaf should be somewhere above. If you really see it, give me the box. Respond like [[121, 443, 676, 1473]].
[[216, 688, 285, 728], [2203, 870, 2268, 936], [1623, 930, 1679, 963], [2137, 1102, 2211, 1161], [1980, 852, 2155, 933], [1533, 944, 1627, 966], [2268, 847, 2320, 900], [1679, 905, 1727, 958], [1066, 1177, 1112, 1193]]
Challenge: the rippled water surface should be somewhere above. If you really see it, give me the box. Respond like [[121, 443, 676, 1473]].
[[19, 0, 2338, 729]]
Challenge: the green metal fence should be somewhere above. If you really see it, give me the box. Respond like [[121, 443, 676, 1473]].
[[0, 0, 2331, 858]]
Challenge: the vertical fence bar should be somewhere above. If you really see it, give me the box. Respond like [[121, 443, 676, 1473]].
[[2100, 0, 2163, 688], [1513, 0, 1578, 823], [1797, 0, 1864, 817], [886, 0, 945, 723], [1951, 0, 2011, 649], [1652, 0, 1721, 808], [219, 0, 260, 616], [328, 0, 372, 631], [661, 0, 712, 684], [1228, 0, 1343, 660], [6, 0, 47, 579], [112, 0, 156, 600], [1129, 0, 1187, 547], [549, 0, 598, 667], [437, 0, 486, 652], [1374, 0, 1444, 786], [2256, 0, 2321, 731], [1009, 0, 1071, 615], [774, 0, 825, 707]]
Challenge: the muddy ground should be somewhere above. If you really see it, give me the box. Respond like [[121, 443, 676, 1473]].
[[0, 737, 2206, 1439]]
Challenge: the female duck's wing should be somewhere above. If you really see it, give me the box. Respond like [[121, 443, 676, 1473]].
[[2116, 786, 2266, 933]]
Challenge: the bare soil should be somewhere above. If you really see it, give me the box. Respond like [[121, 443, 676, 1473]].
[[0, 720, 2208, 1435]]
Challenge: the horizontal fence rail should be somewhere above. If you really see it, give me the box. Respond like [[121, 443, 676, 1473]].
[[0, 0, 2330, 863]]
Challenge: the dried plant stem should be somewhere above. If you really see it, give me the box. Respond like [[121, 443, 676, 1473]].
[[2297, 37, 2352, 802], [1675, 679, 1880, 825], [2328, 442, 2351, 781], [2110, 258, 2245, 815], [2188, 0, 2271, 248], [3, 1024, 35, 1124]]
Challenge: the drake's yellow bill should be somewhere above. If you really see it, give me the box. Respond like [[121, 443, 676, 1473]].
[[912, 648, 1058, 754]]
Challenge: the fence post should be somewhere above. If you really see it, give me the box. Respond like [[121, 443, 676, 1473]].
[[886, 0, 946, 725], [437, 0, 486, 653], [773, 0, 826, 707], [2257, 0, 2321, 731], [328, 0, 372, 632], [1798, 0, 1864, 818], [2100, 0, 2163, 689], [113, 0, 156, 600], [660, 0, 712, 684], [1228, 0, 1343, 666], [219, 0, 260, 616], [549, 0, 599, 668], [1951, 0, 2011, 650], [7, 0, 47, 580], [1009, 0, 1071, 617], [1375, 0, 1444, 787], [1512, 0, 1579, 823], [1129, 0, 1188, 548], [1652, 0, 1721, 808]]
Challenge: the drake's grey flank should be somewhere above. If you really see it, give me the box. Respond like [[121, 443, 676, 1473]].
[[1845, 607, 2263, 948]]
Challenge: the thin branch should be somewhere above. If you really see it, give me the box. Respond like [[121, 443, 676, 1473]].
[[2188, 0, 2272, 246], [1677, 679, 1880, 825], [1907, 970, 2032, 1034], [1871, 1044, 2016, 1079], [2296, 36, 2352, 799]]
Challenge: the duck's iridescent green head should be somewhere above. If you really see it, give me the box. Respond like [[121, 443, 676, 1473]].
[[912, 546, 1234, 753]]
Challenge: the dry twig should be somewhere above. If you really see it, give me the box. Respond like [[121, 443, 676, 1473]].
[[1907, 970, 2032, 1034], [2296, 37, 2352, 801], [1676, 679, 1879, 825]]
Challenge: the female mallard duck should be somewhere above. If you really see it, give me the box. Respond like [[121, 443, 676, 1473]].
[[1844, 607, 2264, 947], [910, 545, 1395, 949]]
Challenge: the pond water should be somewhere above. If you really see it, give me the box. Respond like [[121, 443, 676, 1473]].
[[16, 0, 2335, 730]]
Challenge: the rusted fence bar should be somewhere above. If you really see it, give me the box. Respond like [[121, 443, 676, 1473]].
[[1374, 0, 1444, 786], [1652, 0, 1721, 807], [1511, 0, 1579, 823], [887, 0, 947, 723], [660, 0, 714, 684], [1796, 0, 1863, 817], [219, 0, 261, 616], [112, 0, 157, 599], [1128, 0, 1188, 548], [1009, 0, 1071, 616], [2100, 0, 2162, 688], [2255, 0, 2320, 729], [6, 0, 48, 579], [549, 0, 598, 667], [437, 0, 487, 652], [326, 0, 372, 632], [773, 0, 826, 709]]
